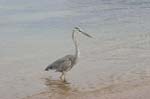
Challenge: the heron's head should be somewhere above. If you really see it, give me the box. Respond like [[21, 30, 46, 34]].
[[74, 27, 93, 38], [74, 27, 80, 31]]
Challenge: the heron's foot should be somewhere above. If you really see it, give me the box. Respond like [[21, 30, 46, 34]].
[[60, 76, 66, 81], [63, 79, 70, 84], [60, 74, 65, 81], [63, 78, 67, 82], [60, 75, 64, 81], [59, 76, 69, 84], [59, 72, 70, 83]]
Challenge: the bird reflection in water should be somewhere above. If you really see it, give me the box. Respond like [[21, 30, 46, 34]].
[[44, 78, 78, 98]]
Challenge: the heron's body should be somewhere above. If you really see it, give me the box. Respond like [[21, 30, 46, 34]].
[[45, 27, 92, 82], [45, 55, 77, 72]]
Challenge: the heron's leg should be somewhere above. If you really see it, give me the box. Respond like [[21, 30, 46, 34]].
[[60, 72, 64, 81], [63, 72, 67, 82], [60, 72, 68, 82]]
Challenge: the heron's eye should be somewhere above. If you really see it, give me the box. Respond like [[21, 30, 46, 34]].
[[75, 27, 79, 29]]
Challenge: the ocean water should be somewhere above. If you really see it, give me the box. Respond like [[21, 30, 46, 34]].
[[0, 0, 150, 99]]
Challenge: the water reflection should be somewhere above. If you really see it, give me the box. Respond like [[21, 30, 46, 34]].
[[44, 78, 78, 98]]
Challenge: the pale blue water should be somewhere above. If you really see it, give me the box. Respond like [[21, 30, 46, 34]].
[[0, 0, 150, 99]]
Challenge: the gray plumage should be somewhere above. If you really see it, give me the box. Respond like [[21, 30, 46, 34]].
[[45, 55, 77, 72], [45, 27, 93, 82]]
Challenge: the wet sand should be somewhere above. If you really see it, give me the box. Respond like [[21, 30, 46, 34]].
[[24, 79, 150, 99], [24, 87, 150, 99]]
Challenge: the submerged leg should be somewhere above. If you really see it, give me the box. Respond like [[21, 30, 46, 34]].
[[60, 72, 67, 82], [63, 72, 67, 82], [60, 72, 64, 81]]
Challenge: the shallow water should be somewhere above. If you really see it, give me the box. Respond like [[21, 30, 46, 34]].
[[0, 0, 150, 99]]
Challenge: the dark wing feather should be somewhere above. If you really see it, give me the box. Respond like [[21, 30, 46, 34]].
[[45, 55, 72, 72]]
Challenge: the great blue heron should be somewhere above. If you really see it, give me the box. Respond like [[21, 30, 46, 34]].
[[45, 27, 93, 82]]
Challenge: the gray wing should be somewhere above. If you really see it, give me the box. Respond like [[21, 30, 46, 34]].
[[45, 55, 73, 72]]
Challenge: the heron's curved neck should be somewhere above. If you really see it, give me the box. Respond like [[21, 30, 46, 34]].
[[72, 30, 80, 58]]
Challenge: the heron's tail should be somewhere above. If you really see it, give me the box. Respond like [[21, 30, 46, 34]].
[[45, 65, 53, 71], [45, 67, 49, 71]]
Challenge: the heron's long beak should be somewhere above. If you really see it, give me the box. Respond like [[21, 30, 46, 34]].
[[78, 30, 93, 38]]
